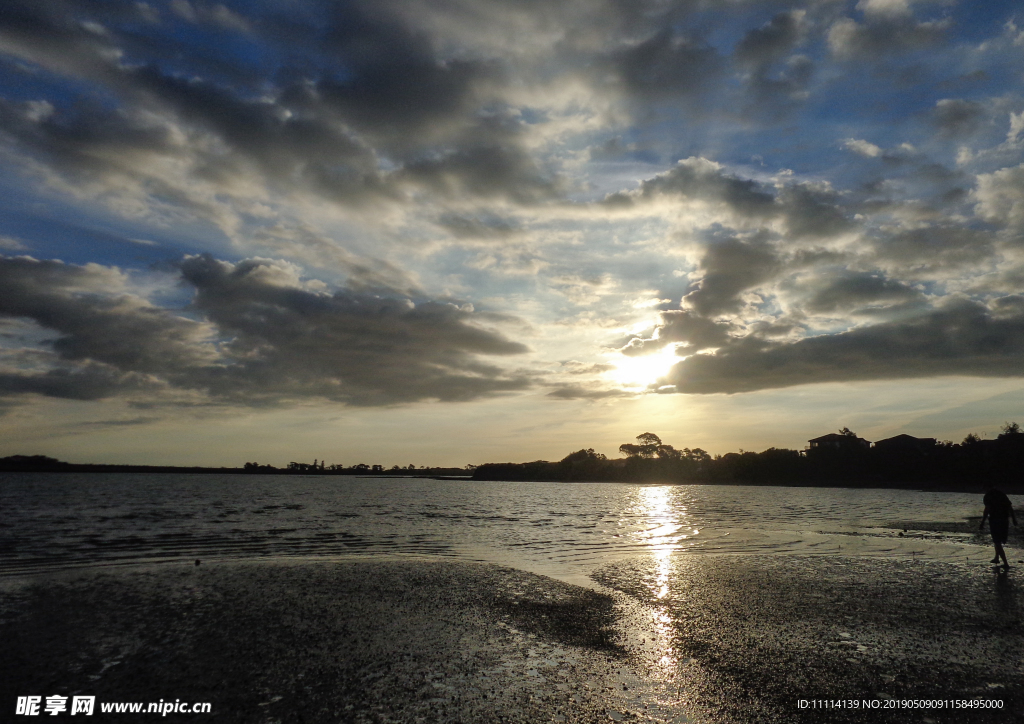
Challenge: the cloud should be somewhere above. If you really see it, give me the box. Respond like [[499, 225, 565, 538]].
[[0, 235, 28, 251], [560, 360, 616, 375], [856, 0, 913, 19], [974, 163, 1024, 229], [801, 270, 925, 315], [0, 256, 216, 375], [603, 158, 853, 240], [620, 310, 734, 357], [603, 157, 776, 217], [683, 234, 781, 316], [0, 364, 153, 401], [843, 138, 884, 157], [662, 298, 1024, 394], [931, 98, 986, 139], [828, 14, 947, 60], [1, 0, 1022, 422], [0, 254, 533, 407], [398, 143, 565, 205], [735, 12, 805, 67], [732, 11, 813, 120], [178, 254, 532, 405], [0, 0, 560, 226], [546, 383, 632, 399], [870, 224, 995, 275], [608, 29, 723, 102], [169, 1, 251, 33], [79, 416, 160, 427], [248, 223, 422, 294]]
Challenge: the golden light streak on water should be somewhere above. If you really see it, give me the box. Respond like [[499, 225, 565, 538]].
[[635, 486, 685, 673]]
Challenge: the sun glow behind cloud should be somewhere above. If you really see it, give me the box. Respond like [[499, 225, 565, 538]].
[[607, 345, 683, 389]]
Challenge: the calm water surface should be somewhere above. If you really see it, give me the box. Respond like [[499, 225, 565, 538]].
[[0, 474, 996, 582]]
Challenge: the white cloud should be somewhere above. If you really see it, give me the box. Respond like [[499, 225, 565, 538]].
[[842, 138, 883, 157]]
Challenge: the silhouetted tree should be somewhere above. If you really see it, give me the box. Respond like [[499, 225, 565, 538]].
[[1000, 422, 1021, 437], [656, 444, 681, 460], [684, 448, 711, 465], [561, 448, 606, 464], [636, 432, 662, 458]]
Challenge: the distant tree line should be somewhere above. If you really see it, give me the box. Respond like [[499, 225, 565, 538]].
[[4, 423, 1023, 489], [241, 460, 471, 476], [471, 425, 1024, 489], [0, 455, 471, 477]]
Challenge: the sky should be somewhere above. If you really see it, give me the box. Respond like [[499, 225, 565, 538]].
[[2, 0, 1024, 467]]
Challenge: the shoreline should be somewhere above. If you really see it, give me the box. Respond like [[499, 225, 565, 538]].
[[2, 467, 1017, 495]]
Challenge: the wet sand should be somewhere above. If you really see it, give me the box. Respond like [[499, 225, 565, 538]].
[[0, 560, 660, 723], [597, 555, 1024, 724], [1, 556, 1022, 723]]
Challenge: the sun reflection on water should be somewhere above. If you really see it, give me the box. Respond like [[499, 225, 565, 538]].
[[634, 486, 687, 673]]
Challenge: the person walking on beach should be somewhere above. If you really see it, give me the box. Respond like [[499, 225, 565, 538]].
[[980, 486, 1016, 568]]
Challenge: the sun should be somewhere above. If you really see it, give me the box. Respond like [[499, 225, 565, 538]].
[[607, 344, 682, 388]]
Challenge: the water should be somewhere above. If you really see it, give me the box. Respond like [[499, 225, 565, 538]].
[[0, 473, 995, 583]]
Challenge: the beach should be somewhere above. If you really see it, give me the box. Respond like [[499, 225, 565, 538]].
[[2, 555, 1021, 723], [1, 560, 652, 723]]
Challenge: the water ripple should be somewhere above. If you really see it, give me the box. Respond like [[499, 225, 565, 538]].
[[0, 473, 999, 580]]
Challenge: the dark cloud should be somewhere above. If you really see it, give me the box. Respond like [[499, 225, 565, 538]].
[[435, 213, 522, 240], [683, 235, 780, 316], [735, 12, 804, 67], [546, 383, 631, 399], [79, 415, 160, 427], [604, 158, 853, 241], [0, 96, 177, 177], [733, 10, 814, 120], [0, 255, 533, 407], [663, 299, 1024, 394], [399, 144, 564, 205], [315, 4, 497, 147], [802, 271, 925, 315], [742, 54, 815, 122], [603, 157, 776, 216], [178, 255, 532, 406], [871, 225, 995, 272], [608, 29, 723, 101], [0, 256, 214, 374], [0, 0, 555, 210], [0, 364, 151, 401], [775, 184, 853, 240], [127, 64, 380, 180], [931, 98, 986, 139], [990, 294, 1024, 318]]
